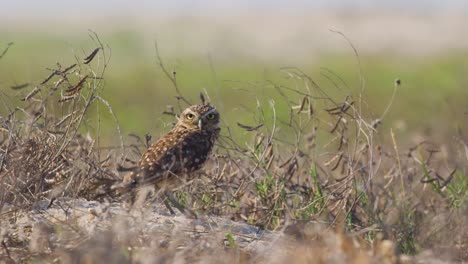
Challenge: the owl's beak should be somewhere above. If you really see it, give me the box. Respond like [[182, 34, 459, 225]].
[[197, 119, 203, 129]]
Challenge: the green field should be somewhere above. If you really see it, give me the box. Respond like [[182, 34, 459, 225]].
[[1, 30, 466, 146]]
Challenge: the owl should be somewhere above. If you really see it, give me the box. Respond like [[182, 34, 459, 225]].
[[122, 103, 220, 195]]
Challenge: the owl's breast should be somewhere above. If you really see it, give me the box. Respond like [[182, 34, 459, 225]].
[[176, 130, 216, 173]]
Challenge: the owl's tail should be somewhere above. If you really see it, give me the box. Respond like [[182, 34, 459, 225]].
[[110, 176, 137, 193], [89, 172, 136, 200]]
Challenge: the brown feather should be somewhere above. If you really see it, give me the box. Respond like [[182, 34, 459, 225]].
[[123, 104, 220, 192]]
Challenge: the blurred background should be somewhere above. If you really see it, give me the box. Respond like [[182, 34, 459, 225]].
[[1, 0, 467, 146]]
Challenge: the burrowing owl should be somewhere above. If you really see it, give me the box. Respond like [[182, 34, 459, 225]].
[[123, 103, 220, 193]]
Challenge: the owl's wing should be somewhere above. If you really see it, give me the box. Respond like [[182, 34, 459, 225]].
[[122, 134, 186, 189]]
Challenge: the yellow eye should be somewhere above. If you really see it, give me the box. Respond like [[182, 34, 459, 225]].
[[186, 113, 195, 120], [206, 113, 216, 120]]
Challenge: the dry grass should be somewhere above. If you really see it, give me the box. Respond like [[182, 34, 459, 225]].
[[0, 34, 467, 263]]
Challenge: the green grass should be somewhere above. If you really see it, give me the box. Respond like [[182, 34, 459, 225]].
[[1, 32, 467, 147]]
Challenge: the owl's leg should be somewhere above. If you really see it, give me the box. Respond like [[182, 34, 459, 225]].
[[138, 186, 155, 205], [163, 191, 197, 219], [163, 196, 176, 215]]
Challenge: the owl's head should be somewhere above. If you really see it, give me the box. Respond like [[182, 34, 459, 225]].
[[177, 104, 220, 133]]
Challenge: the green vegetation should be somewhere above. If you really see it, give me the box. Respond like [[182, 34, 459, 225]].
[[1, 31, 467, 146], [0, 31, 466, 262]]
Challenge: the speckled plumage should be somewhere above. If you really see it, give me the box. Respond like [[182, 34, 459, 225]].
[[123, 104, 220, 191]]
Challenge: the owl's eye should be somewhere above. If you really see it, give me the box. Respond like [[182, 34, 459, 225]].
[[186, 113, 195, 120], [206, 113, 216, 120]]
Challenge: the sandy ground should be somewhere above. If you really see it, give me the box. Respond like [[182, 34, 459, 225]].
[[2, 198, 455, 263]]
